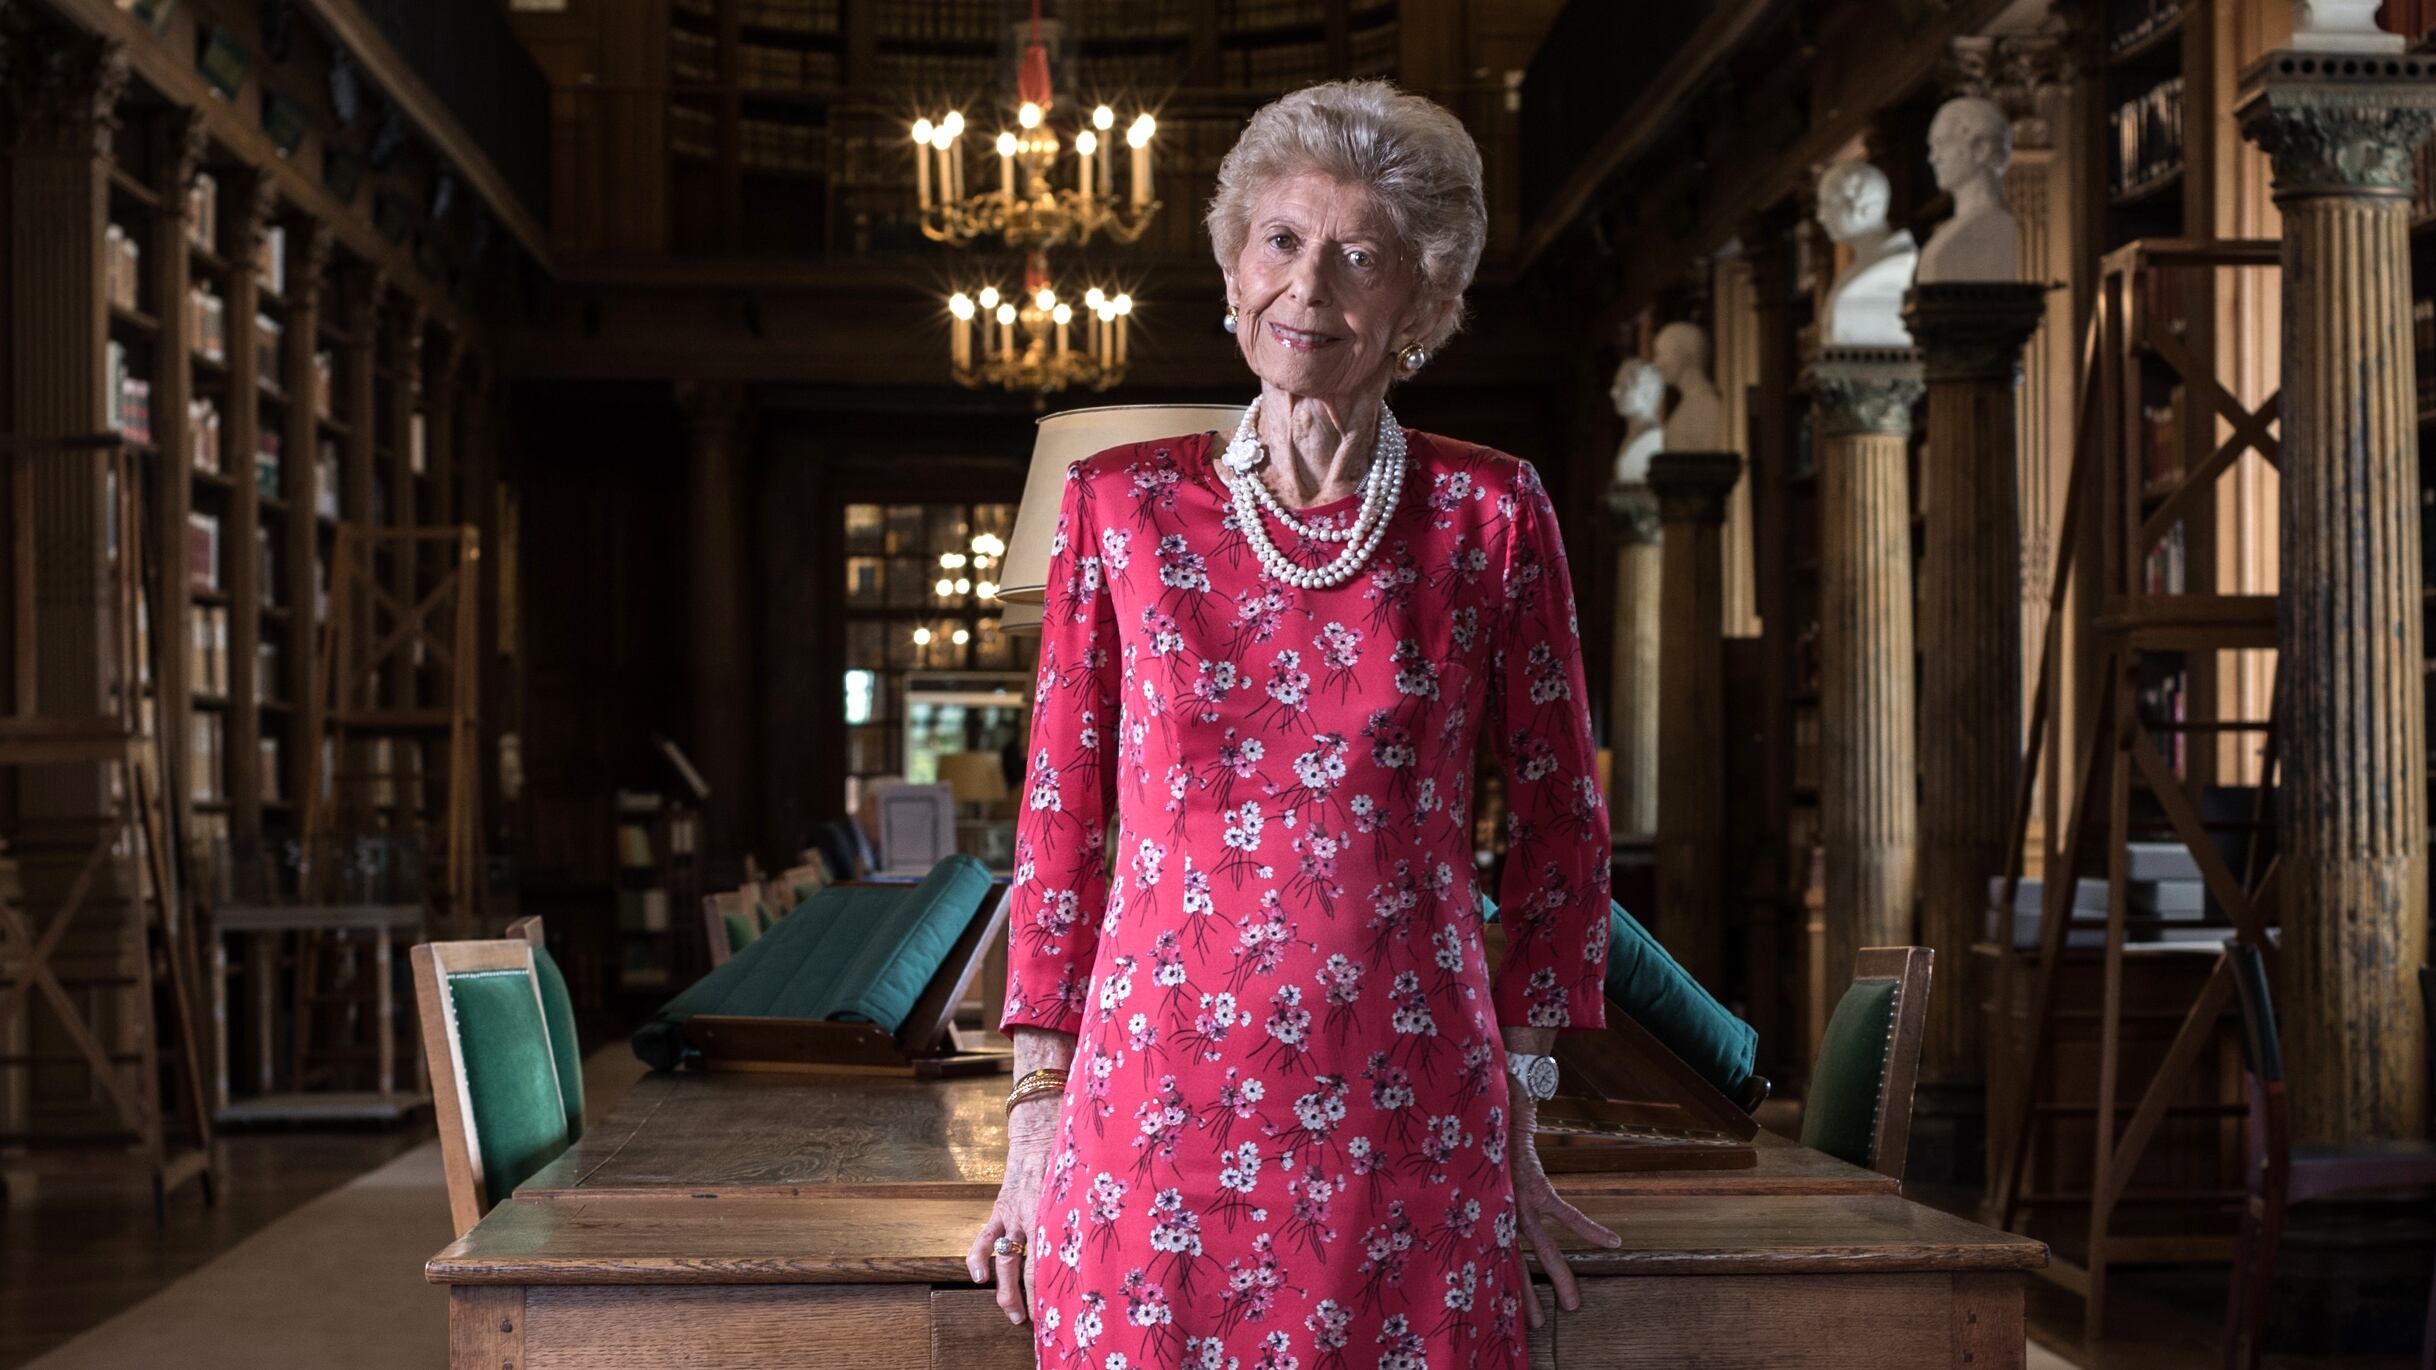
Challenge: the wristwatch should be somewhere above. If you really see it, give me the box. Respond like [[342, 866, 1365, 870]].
[[1505, 1049, 1559, 1102]]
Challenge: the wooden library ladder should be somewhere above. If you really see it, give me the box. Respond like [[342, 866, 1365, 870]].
[[0, 434, 216, 1220], [1985, 240, 2284, 1339]]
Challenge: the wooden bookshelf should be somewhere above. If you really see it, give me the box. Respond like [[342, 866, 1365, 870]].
[[654, 0, 1399, 258]]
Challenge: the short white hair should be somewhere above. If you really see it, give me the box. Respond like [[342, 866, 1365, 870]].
[[1206, 80, 1487, 353]]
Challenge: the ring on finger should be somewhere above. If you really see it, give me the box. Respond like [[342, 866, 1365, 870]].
[[993, 1233, 1028, 1258]]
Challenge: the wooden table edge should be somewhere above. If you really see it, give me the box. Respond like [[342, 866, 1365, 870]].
[[426, 1242, 2049, 1287]]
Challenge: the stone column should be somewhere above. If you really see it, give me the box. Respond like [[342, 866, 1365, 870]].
[[1804, 347, 1925, 1004], [2238, 51, 2436, 1145], [1606, 485, 1662, 838], [1648, 452, 1741, 991], [1903, 283, 2047, 1087]]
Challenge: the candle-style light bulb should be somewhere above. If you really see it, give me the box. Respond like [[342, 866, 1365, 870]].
[[912, 118, 934, 145], [1093, 105, 1115, 131], [948, 293, 975, 319], [978, 286, 1000, 310], [1018, 102, 1043, 130], [1035, 287, 1056, 312], [995, 303, 1017, 326]]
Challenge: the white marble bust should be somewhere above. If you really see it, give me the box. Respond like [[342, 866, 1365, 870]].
[[2294, 0, 2404, 51], [1816, 161, 1919, 347], [1918, 97, 2019, 285], [1610, 356, 1666, 486], [1654, 322, 1727, 453]]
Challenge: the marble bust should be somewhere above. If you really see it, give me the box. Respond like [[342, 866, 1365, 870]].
[[2293, 0, 2404, 51], [1918, 97, 2019, 285], [1816, 161, 1919, 347], [1610, 356, 1666, 486], [1654, 322, 1727, 453]]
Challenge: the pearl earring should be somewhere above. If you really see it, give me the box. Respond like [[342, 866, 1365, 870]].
[[1397, 343, 1428, 373], [1223, 303, 1240, 334]]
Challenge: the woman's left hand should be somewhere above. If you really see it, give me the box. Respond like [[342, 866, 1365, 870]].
[[1505, 1095, 1622, 1329]]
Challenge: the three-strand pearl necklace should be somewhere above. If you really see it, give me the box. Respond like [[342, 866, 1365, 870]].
[[1218, 396, 1407, 590]]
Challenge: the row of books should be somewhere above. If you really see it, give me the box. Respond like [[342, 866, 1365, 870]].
[[258, 223, 288, 297], [191, 283, 228, 362], [672, 28, 717, 83], [2105, 0, 2180, 54], [671, 104, 718, 161], [187, 608, 282, 698], [2135, 667, 2189, 775], [869, 0, 991, 41], [1221, 40, 1330, 90], [189, 171, 220, 255], [739, 118, 824, 175], [105, 222, 143, 313], [186, 714, 286, 806], [869, 50, 995, 95], [1348, 23, 1397, 78], [739, 0, 839, 34], [2141, 522, 2188, 596], [106, 340, 154, 445], [188, 510, 221, 591], [190, 398, 222, 474], [738, 43, 843, 91], [2109, 75, 2185, 200], [2139, 384, 2184, 496], [1220, 0, 1326, 33]]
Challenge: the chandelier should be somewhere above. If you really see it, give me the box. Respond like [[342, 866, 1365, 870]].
[[946, 253, 1133, 397], [909, 2, 1161, 253]]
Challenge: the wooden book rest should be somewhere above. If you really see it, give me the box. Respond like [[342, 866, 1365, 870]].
[[683, 883, 1013, 1078]]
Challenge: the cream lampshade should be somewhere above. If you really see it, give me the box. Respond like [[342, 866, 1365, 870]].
[[936, 751, 1011, 809], [994, 403, 1246, 605], [992, 600, 1043, 637]]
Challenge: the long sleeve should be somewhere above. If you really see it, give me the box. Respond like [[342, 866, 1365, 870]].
[[999, 461, 1122, 1036], [1489, 464, 1611, 1033]]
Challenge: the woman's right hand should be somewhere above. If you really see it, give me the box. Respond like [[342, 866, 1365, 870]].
[[967, 1104, 1056, 1324]]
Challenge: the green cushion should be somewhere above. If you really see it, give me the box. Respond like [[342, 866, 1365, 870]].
[[755, 901, 778, 932], [1482, 896, 1758, 1101], [1800, 978, 1901, 1168], [632, 855, 996, 1071], [724, 909, 760, 955], [531, 946, 585, 1143], [448, 968, 569, 1210]]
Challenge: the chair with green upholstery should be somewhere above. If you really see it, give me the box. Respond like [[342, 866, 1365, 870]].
[[1799, 946, 1934, 1179], [635, 854, 998, 1072], [702, 891, 760, 970], [1481, 896, 1763, 1113], [507, 915, 585, 1143], [412, 938, 573, 1238]]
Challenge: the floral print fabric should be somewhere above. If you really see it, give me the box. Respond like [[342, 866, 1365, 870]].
[[1001, 429, 1611, 1370]]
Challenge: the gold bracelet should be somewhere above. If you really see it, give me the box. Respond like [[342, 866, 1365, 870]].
[[1005, 1067, 1071, 1114]]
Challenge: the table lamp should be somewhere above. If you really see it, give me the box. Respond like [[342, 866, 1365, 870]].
[[936, 751, 1011, 816], [995, 402, 1246, 606]]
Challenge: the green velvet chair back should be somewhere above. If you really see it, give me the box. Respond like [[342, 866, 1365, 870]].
[[1798, 947, 1934, 1178], [634, 854, 998, 1071], [1480, 895, 1759, 1104], [531, 946, 585, 1142], [509, 916, 585, 1144], [413, 939, 573, 1237]]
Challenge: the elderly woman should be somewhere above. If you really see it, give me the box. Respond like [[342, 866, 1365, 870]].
[[968, 80, 1616, 1368]]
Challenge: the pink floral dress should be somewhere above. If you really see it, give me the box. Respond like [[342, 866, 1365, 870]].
[[1001, 427, 1611, 1370]]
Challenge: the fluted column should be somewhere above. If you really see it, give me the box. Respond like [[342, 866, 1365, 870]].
[[1648, 453, 1741, 991], [2239, 51, 2436, 1145], [1805, 348, 1925, 1005], [1607, 485, 1662, 838], [1903, 284, 2046, 1085]]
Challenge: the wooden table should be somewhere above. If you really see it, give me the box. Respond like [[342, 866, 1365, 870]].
[[432, 1071, 2046, 1368], [207, 902, 429, 1124]]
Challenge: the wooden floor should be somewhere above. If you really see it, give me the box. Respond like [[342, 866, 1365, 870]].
[[0, 1123, 433, 1368]]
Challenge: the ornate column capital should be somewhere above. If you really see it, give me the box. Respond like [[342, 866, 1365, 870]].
[[2237, 50, 2436, 200], [161, 107, 210, 213], [1803, 346, 1925, 438], [1647, 452, 1743, 527], [3, 22, 128, 158], [1903, 282, 2051, 385], [1607, 482, 1662, 546], [1941, 34, 2074, 150]]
